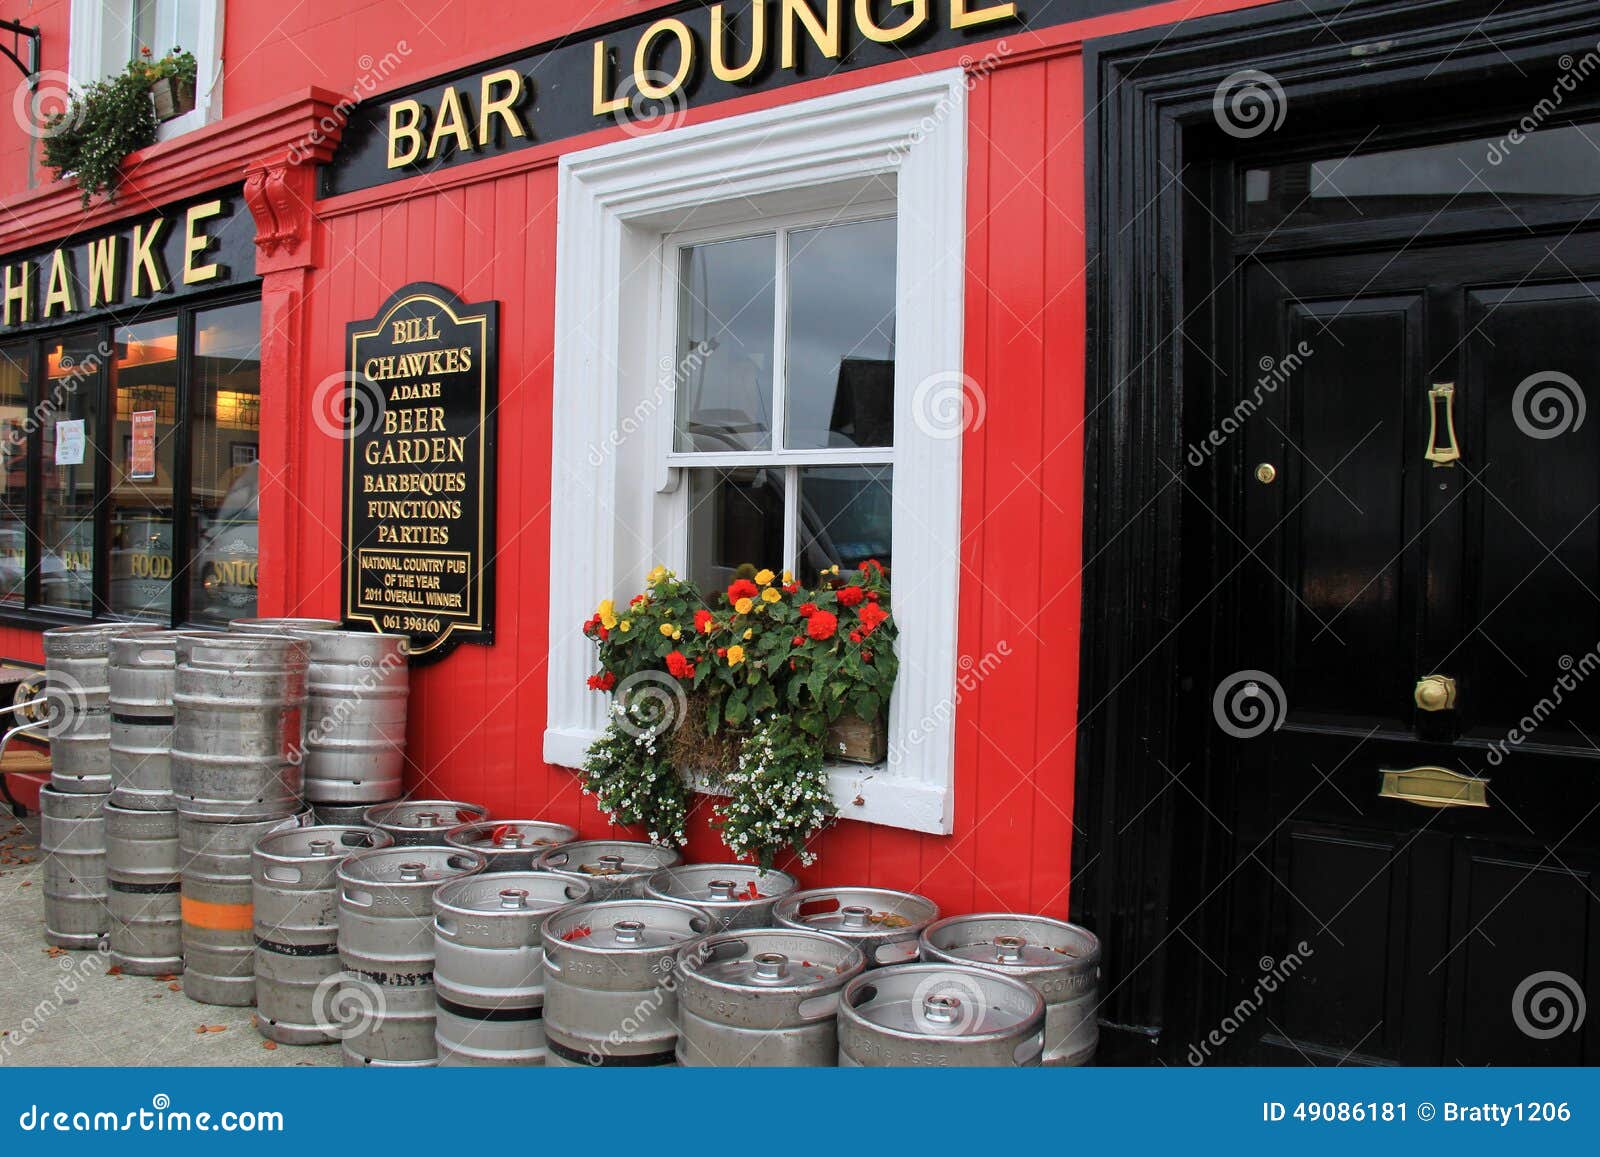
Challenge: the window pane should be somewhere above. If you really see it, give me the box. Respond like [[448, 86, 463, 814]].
[[189, 301, 261, 623], [784, 217, 897, 450], [675, 235, 776, 452], [796, 464, 892, 586], [0, 345, 28, 606], [40, 333, 103, 613], [685, 467, 785, 595], [110, 319, 178, 619]]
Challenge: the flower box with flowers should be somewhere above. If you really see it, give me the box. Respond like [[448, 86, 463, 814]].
[[579, 561, 897, 868]]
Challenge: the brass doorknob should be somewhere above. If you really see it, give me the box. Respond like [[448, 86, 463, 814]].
[[1414, 674, 1457, 712]]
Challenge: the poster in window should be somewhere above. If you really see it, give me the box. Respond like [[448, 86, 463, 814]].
[[130, 410, 157, 480], [342, 282, 498, 663], [55, 418, 85, 466]]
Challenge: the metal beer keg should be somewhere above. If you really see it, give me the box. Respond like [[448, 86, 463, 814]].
[[638, 864, 799, 930], [837, 962, 1046, 1067], [107, 631, 182, 810], [772, 886, 938, 967], [294, 629, 409, 806], [363, 799, 489, 847], [432, 871, 593, 1065], [532, 839, 683, 901], [444, 819, 578, 872], [540, 899, 712, 1067], [919, 913, 1102, 1065], [675, 928, 865, 1066], [104, 803, 182, 974], [39, 785, 109, 948]]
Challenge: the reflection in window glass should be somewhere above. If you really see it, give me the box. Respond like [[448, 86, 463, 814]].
[[189, 301, 261, 623], [0, 346, 27, 606], [110, 319, 178, 618], [685, 467, 785, 596], [676, 235, 776, 452], [784, 218, 897, 450], [40, 333, 102, 613], [796, 465, 892, 586]]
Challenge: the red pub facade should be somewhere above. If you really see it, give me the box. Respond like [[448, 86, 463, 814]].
[[1, 0, 1598, 1065]]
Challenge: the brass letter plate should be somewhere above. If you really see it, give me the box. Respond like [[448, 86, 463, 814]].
[[1378, 766, 1489, 809]]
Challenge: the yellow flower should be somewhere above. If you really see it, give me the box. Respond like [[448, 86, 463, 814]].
[[734, 597, 754, 615], [828, 564, 840, 575], [647, 565, 669, 584], [726, 644, 745, 666], [671, 627, 682, 640], [597, 599, 618, 630], [781, 570, 793, 585], [659, 623, 676, 637], [754, 568, 775, 587], [760, 587, 781, 604], [619, 620, 631, 632], [742, 628, 753, 640]]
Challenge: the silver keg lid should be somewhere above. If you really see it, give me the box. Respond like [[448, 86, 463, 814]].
[[435, 870, 592, 916], [338, 845, 486, 885], [542, 898, 709, 951], [44, 621, 164, 656], [534, 839, 682, 882], [364, 799, 491, 835], [841, 963, 1045, 1038], [679, 928, 866, 992], [445, 819, 578, 856], [640, 863, 799, 908], [255, 825, 393, 861], [772, 887, 938, 938], [920, 913, 1102, 974]]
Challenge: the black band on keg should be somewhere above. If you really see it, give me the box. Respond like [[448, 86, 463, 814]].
[[108, 879, 181, 895], [434, 995, 542, 1023], [546, 1039, 676, 1067], [111, 712, 175, 726], [254, 937, 340, 957]]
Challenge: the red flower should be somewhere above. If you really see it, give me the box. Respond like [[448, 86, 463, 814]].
[[716, 647, 728, 658], [798, 602, 818, 617], [783, 583, 799, 594], [630, 594, 648, 606], [859, 559, 886, 576], [792, 635, 804, 646], [597, 626, 609, 641], [850, 630, 862, 644], [586, 671, 617, 692], [806, 611, 838, 641], [837, 585, 865, 607], [666, 650, 695, 679], [866, 592, 879, 602], [861, 650, 873, 662], [727, 579, 759, 604], [694, 608, 714, 634], [858, 602, 889, 635]]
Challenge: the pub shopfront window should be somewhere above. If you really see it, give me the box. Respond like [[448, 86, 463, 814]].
[[0, 295, 262, 625]]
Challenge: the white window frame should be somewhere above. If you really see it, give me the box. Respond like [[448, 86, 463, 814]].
[[68, 0, 225, 140], [546, 71, 967, 835]]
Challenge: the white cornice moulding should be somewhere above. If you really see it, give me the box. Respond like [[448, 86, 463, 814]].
[[547, 70, 967, 836]]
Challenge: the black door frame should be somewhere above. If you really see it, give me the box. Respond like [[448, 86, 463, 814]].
[[1071, 0, 1600, 1062]]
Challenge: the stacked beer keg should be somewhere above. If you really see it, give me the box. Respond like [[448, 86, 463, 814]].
[[40, 623, 162, 952], [172, 630, 311, 1004]]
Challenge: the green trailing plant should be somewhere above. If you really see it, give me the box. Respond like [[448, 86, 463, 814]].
[[579, 701, 692, 847], [40, 48, 197, 207], [715, 713, 834, 870]]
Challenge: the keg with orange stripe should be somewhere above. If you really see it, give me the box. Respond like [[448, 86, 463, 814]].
[[179, 809, 308, 1006]]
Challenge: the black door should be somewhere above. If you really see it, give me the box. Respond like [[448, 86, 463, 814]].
[[1215, 220, 1600, 1064]]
